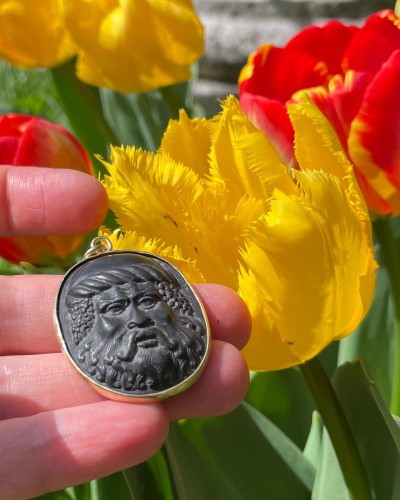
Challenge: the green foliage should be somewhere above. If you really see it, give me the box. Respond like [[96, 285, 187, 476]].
[[246, 368, 315, 449], [164, 403, 314, 500], [333, 359, 400, 499], [0, 61, 67, 125]]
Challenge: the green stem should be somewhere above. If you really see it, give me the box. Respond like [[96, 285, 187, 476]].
[[159, 81, 194, 119], [373, 217, 400, 415], [300, 357, 372, 500], [51, 59, 120, 167]]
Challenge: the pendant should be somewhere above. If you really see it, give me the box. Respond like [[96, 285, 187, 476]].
[[54, 236, 211, 402]]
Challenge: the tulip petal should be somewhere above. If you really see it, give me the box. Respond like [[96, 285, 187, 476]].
[[239, 44, 329, 103], [64, 0, 204, 93], [0, 136, 19, 164], [240, 169, 376, 370], [208, 96, 293, 205], [239, 92, 295, 166], [296, 72, 371, 151], [348, 50, 400, 216], [160, 111, 212, 177], [0, 234, 83, 265], [0, 0, 75, 67], [13, 119, 92, 173], [344, 10, 400, 74], [98, 227, 204, 284], [285, 20, 358, 76], [288, 92, 370, 224]]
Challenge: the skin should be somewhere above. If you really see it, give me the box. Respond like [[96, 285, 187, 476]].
[[0, 166, 251, 500]]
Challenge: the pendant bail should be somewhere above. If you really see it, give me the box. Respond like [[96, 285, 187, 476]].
[[83, 236, 113, 259]]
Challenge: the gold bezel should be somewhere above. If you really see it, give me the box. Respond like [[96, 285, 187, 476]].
[[54, 249, 211, 402]]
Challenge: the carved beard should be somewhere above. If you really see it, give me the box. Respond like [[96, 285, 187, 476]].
[[78, 316, 205, 394]]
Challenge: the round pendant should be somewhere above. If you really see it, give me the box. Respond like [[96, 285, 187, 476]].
[[54, 241, 210, 402]]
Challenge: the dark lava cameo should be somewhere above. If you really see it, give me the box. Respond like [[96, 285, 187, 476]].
[[55, 251, 209, 400]]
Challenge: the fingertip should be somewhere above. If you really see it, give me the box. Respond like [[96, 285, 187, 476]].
[[164, 340, 249, 421], [77, 173, 109, 231], [0, 166, 109, 236], [195, 284, 252, 350]]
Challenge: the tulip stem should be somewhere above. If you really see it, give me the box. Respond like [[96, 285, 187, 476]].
[[300, 357, 372, 500], [51, 60, 120, 165], [372, 217, 400, 416]]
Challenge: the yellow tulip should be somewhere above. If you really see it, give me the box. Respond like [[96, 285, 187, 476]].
[[0, 0, 76, 67], [101, 95, 377, 370], [0, 0, 203, 93], [63, 0, 204, 92]]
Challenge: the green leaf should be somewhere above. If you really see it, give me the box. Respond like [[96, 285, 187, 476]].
[[72, 482, 91, 500], [246, 367, 315, 448], [90, 472, 132, 500], [0, 61, 67, 125], [332, 358, 400, 499], [51, 60, 119, 171], [33, 489, 75, 500], [303, 411, 323, 469], [311, 429, 349, 500], [100, 89, 166, 152], [165, 402, 315, 500], [338, 250, 394, 405], [122, 449, 175, 500], [100, 79, 195, 153]]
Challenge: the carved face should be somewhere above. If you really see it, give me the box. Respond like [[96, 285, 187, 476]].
[[92, 281, 175, 350]]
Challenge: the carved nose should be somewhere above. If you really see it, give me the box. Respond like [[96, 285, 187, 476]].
[[127, 306, 150, 329]]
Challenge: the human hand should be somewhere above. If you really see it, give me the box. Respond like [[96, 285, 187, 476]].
[[0, 166, 251, 500]]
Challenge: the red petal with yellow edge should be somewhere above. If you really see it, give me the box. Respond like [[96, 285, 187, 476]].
[[286, 20, 358, 76], [302, 71, 371, 152], [344, 10, 400, 74], [239, 45, 329, 103], [349, 50, 400, 215], [239, 93, 295, 166]]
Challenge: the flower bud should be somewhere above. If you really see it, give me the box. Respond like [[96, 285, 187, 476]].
[[0, 114, 93, 266]]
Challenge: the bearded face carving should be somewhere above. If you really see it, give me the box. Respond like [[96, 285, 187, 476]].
[[55, 252, 209, 400]]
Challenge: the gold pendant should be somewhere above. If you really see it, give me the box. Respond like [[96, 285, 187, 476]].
[[54, 236, 210, 402]]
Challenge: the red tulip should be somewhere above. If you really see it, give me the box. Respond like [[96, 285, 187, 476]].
[[239, 10, 400, 216], [0, 114, 93, 266]]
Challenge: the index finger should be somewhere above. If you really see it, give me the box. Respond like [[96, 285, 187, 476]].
[[0, 277, 251, 355], [0, 166, 108, 236]]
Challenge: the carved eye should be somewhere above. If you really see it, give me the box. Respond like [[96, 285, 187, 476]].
[[101, 300, 128, 315], [137, 295, 158, 309]]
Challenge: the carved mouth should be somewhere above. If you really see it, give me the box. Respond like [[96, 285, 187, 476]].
[[135, 331, 158, 348]]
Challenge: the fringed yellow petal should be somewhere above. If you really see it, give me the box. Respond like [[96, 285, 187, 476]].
[[102, 145, 245, 289], [98, 227, 204, 284], [160, 110, 213, 177], [239, 255, 301, 371], [102, 145, 203, 235], [289, 93, 373, 244], [239, 169, 376, 370], [289, 93, 361, 187], [208, 96, 290, 206]]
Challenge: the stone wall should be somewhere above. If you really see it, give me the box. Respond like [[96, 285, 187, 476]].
[[193, 0, 394, 115]]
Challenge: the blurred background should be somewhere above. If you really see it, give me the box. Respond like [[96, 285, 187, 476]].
[[193, 0, 394, 115]]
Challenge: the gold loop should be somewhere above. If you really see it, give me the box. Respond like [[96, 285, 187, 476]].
[[83, 236, 113, 259]]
